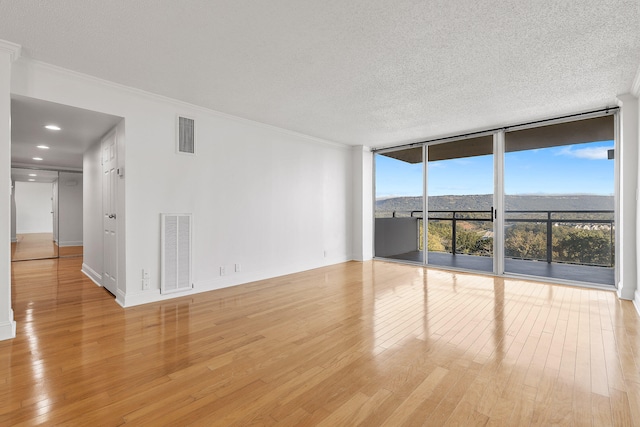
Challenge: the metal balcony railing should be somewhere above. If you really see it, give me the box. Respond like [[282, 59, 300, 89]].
[[381, 209, 615, 267], [427, 210, 492, 256], [504, 210, 614, 266]]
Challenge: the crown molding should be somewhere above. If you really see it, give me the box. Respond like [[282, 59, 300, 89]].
[[632, 62, 640, 97], [17, 58, 350, 150], [0, 40, 21, 62]]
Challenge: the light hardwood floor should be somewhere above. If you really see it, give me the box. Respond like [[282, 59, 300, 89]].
[[11, 233, 82, 261], [2, 258, 639, 425], [11, 233, 57, 260]]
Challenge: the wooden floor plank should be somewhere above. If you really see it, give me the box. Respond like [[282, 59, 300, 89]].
[[592, 392, 613, 426], [380, 366, 449, 426], [1, 258, 638, 425]]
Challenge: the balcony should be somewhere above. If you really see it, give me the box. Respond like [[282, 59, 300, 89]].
[[375, 209, 615, 286]]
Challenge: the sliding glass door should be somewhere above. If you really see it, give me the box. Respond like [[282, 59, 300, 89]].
[[503, 115, 615, 285], [373, 112, 617, 287], [374, 146, 424, 262], [426, 136, 494, 273]]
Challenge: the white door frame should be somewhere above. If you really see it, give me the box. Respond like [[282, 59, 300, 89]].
[[102, 130, 118, 295]]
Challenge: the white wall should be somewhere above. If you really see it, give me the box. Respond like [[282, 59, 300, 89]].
[[52, 180, 58, 243], [10, 180, 15, 242], [58, 172, 83, 246], [82, 138, 103, 284], [632, 68, 640, 314], [14, 181, 54, 234], [618, 94, 639, 301], [351, 146, 373, 261], [0, 42, 18, 340], [11, 58, 353, 307]]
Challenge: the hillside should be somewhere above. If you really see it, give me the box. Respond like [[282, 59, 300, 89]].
[[376, 194, 615, 213]]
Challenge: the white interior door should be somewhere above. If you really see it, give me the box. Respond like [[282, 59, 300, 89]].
[[102, 132, 117, 295]]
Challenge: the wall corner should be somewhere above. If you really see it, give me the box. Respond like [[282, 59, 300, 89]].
[[631, 62, 640, 98], [351, 145, 373, 261], [0, 40, 21, 63], [0, 310, 16, 341], [616, 93, 639, 300], [0, 40, 20, 341]]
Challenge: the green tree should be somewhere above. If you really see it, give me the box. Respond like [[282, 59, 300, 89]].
[[427, 221, 452, 252], [456, 230, 480, 254], [505, 224, 547, 260], [555, 229, 612, 266]]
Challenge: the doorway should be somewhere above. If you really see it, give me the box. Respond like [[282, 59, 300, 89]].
[[10, 95, 123, 292]]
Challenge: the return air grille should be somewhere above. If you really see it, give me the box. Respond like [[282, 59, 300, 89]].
[[161, 213, 192, 294], [177, 116, 195, 154]]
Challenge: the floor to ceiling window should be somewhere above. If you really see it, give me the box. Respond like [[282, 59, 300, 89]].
[[373, 111, 617, 287], [426, 135, 494, 273], [503, 115, 615, 285], [374, 146, 424, 262]]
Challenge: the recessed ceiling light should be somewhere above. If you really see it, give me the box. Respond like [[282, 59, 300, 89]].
[[28, 173, 37, 177], [37, 145, 50, 149], [28, 179, 35, 182], [32, 157, 43, 161], [44, 125, 61, 131]]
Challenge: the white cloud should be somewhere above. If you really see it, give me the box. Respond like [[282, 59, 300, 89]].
[[451, 159, 473, 165], [555, 145, 612, 160]]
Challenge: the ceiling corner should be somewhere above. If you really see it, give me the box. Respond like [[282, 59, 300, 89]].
[[632, 61, 640, 98], [0, 39, 21, 62]]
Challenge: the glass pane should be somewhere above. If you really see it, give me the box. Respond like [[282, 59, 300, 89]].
[[504, 116, 615, 285], [427, 136, 494, 273], [58, 172, 84, 258], [374, 147, 424, 262]]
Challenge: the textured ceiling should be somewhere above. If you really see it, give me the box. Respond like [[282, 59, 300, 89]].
[[0, 1, 639, 148]]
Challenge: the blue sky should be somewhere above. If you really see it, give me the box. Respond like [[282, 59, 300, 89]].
[[375, 140, 615, 198]]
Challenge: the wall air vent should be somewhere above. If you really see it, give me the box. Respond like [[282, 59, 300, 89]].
[[161, 213, 192, 294], [177, 116, 195, 154]]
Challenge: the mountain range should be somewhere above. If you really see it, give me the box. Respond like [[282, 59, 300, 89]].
[[376, 194, 615, 212]]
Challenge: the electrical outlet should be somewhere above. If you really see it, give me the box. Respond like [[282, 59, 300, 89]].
[[220, 266, 225, 276], [142, 269, 150, 290], [235, 263, 241, 273]]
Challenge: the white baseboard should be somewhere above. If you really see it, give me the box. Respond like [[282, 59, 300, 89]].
[[634, 290, 640, 317], [11, 238, 16, 243], [81, 263, 102, 287], [115, 289, 126, 308], [119, 256, 352, 308], [350, 252, 373, 262], [0, 309, 16, 341], [59, 241, 83, 247]]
